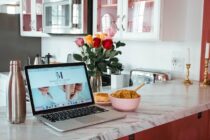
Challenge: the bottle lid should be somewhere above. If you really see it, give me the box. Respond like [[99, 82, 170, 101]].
[[9, 60, 22, 69], [10, 60, 21, 65]]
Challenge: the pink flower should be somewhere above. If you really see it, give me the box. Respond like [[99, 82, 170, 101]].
[[75, 38, 84, 47]]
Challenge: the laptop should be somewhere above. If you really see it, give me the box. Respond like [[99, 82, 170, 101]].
[[25, 62, 125, 132]]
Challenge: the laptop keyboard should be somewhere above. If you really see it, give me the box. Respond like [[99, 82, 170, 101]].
[[42, 106, 108, 122]]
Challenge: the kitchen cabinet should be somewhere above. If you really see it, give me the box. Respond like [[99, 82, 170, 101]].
[[117, 124, 170, 140], [93, 0, 161, 41], [169, 111, 208, 140], [20, 0, 49, 37], [200, 0, 210, 81], [160, 0, 187, 41], [118, 111, 209, 140], [134, 124, 171, 140], [0, 73, 8, 107], [208, 110, 210, 140], [42, 0, 92, 34]]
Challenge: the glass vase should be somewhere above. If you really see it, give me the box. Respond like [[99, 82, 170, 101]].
[[90, 74, 102, 93]]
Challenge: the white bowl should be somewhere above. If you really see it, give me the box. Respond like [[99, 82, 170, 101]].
[[110, 95, 141, 111]]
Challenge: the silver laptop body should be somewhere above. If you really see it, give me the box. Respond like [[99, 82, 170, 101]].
[[25, 62, 125, 132]]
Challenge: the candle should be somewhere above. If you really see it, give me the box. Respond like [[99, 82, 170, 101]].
[[186, 48, 190, 64], [205, 43, 210, 58]]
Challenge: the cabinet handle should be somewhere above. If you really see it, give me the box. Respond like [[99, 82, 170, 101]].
[[128, 134, 135, 140], [30, 20, 35, 31], [122, 15, 126, 31], [116, 15, 120, 31], [197, 112, 202, 119]]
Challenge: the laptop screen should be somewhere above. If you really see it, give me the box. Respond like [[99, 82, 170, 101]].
[[26, 64, 93, 112]]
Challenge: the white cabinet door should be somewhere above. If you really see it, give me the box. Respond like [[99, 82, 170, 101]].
[[93, 0, 161, 41], [121, 0, 161, 41], [20, 0, 49, 37], [93, 0, 122, 38]]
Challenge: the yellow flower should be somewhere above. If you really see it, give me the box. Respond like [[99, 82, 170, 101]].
[[85, 35, 93, 45], [95, 33, 100, 38], [100, 33, 108, 40], [94, 33, 108, 40]]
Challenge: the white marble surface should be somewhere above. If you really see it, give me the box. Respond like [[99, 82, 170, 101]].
[[1, 80, 210, 140]]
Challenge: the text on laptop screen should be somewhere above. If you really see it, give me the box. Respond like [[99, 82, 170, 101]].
[[27, 65, 92, 111]]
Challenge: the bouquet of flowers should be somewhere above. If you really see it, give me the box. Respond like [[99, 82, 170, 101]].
[[73, 33, 125, 77]]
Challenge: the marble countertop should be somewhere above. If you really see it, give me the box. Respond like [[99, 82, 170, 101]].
[[1, 80, 210, 140]]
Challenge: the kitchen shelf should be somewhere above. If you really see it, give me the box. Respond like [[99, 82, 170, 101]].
[[23, 13, 42, 16], [101, 4, 117, 8], [131, 0, 154, 2], [23, 13, 31, 15]]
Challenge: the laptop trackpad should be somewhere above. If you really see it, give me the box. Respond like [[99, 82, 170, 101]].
[[76, 115, 104, 124]]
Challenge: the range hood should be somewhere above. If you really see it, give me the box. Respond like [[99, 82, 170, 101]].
[[0, 0, 19, 14], [0, 0, 19, 5]]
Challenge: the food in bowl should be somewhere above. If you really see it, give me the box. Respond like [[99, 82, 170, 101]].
[[111, 89, 140, 99], [94, 92, 110, 102], [110, 90, 141, 111]]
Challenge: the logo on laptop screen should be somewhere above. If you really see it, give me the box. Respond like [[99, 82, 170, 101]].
[[56, 72, 63, 79]]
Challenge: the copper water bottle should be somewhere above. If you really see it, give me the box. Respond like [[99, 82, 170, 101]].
[[7, 60, 26, 124]]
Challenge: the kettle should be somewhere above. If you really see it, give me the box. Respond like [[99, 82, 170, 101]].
[[34, 54, 43, 65], [42, 53, 53, 64]]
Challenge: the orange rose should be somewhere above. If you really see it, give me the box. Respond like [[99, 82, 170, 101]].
[[95, 33, 100, 38], [94, 33, 108, 40], [100, 33, 108, 40], [85, 35, 93, 45]]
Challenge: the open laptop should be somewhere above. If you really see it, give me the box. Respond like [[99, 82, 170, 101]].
[[25, 62, 125, 132]]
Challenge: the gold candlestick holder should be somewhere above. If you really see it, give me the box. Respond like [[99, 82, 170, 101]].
[[184, 64, 193, 85], [201, 58, 210, 86]]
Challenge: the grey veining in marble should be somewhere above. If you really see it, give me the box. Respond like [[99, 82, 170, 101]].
[[1, 80, 210, 140]]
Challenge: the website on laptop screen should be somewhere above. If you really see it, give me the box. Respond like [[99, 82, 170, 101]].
[[27, 65, 92, 112]]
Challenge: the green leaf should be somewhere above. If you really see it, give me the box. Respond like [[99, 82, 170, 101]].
[[97, 62, 107, 72], [116, 51, 122, 55], [87, 64, 95, 70], [87, 70, 95, 77], [110, 57, 119, 62], [116, 41, 126, 48], [95, 47, 103, 55], [108, 61, 123, 74], [73, 54, 83, 61], [110, 50, 117, 58], [89, 53, 95, 59], [84, 44, 89, 48], [86, 46, 92, 54], [83, 56, 88, 61], [105, 50, 111, 58]]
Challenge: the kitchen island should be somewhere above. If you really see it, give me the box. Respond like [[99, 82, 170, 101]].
[[0, 80, 210, 140]]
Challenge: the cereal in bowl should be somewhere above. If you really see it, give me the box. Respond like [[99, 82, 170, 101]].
[[111, 90, 140, 99]]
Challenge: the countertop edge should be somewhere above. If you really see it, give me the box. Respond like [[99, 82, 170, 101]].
[[92, 102, 210, 140]]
